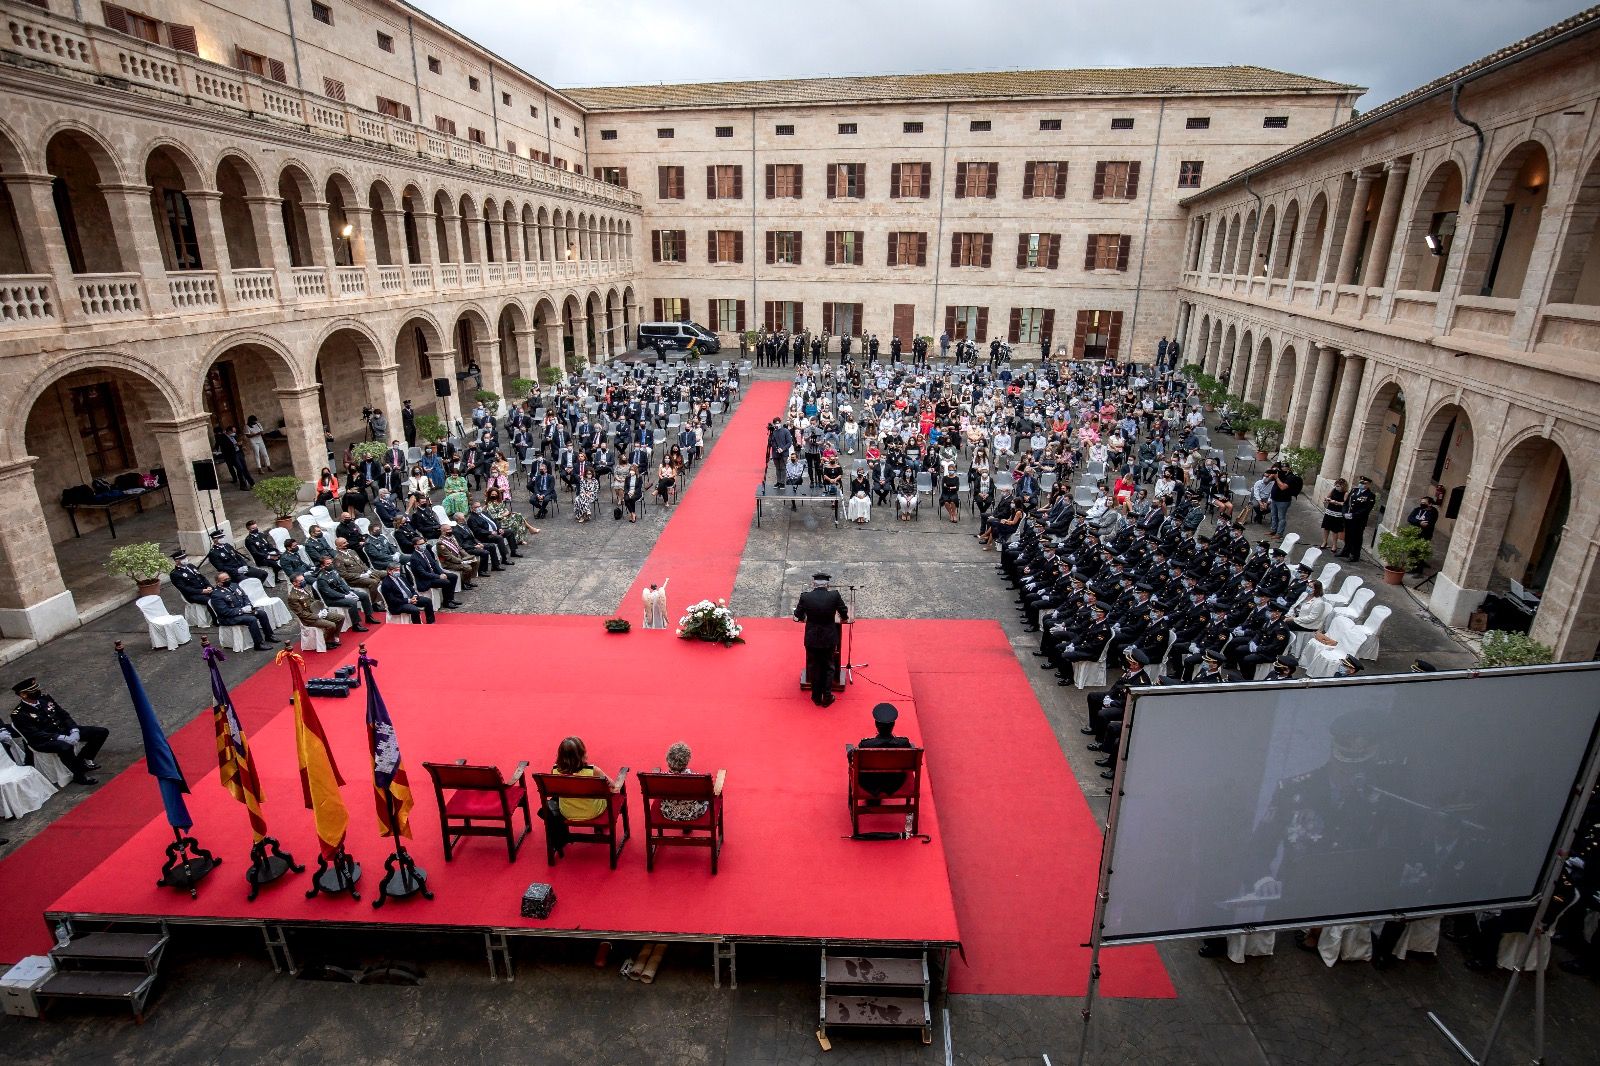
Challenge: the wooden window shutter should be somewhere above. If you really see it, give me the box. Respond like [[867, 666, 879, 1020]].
[[794, 303, 804, 331], [1042, 308, 1055, 340], [652, 231, 662, 262], [706, 166, 716, 199], [1046, 234, 1061, 270], [765, 231, 775, 265], [1092, 161, 1107, 200], [617, 167, 628, 189], [975, 307, 989, 342], [793, 232, 802, 264], [1023, 161, 1037, 199], [794, 165, 803, 198], [853, 231, 864, 266], [920, 162, 932, 198], [1084, 234, 1098, 271], [856, 164, 866, 198], [1126, 161, 1141, 199], [765, 164, 776, 199], [954, 162, 967, 198], [950, 234, 961, 268], [1054, 162, 1069, 199], [322, 77, 346, 102], [1107, 312, 1124, 357], [102, 3, 130, 34], [916, 232, 928, 266], [736, 301, 746, 331], [1117, 235, 1131, 271], [708, 299, 717, 326], [167, 24, 198, 53], [1073, 310, 1090, 356], [944, 306, 956, 337], [825, 232, 836, 266], [887, 231, 899, 265], [1008, 308, 1022, 343], [707, 231, 716, 263], [763, 301, 774, 331], [1016, 234, 1029, 268], [267, 58, 288, 83], [980, 233, 993, 268], [823, 302, 833, 333], [733, 231, 743, 263], [653, 298, 664, 320], [826, 163, 837, 199], [658, 168, 669, 199], [986, 164, 998, 199], [732, 167, 742, 199], [890, 162, 901, 198]]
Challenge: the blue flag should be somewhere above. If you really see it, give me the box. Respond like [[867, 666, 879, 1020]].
[[118, 646, 192, 830]]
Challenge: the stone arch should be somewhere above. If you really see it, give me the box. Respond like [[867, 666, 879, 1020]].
[[197, 334, 306, 476], [432, 188, 456, 261], [0, 116, 36, 173], [323, 171, 361, 266], [1270, 199, 1299, 279], [500, 199, 519, 262], [1247, 335, 1272, 406], [457, 192, 481, 262], [1351, 376, 1407, 491], [1235, 328, 1254, 395], [481, 195, 500, 263], [400, 182, 427, 264], [366, 178, 399, 266], [1458, 139, 1551, 299], [144, 142, 209, 271], [1252, 204, 1276, 277], [1549, 143, 1600, 305], [45, 125, 127, 273], [1263, 341, 1296, 423], [1221, 214, 1241, 273], [213, 152, 268, 270], [394, 312, 447, 420], [6, 350, 183, 463], [277, 162, 320, 267], [314, 323, 389, 440], [1219, 323, 1238, 380], [1396, 159, 1464, 292], [1295, 191, 1329, 282], [520, 203, 538, 260], [496, 297, 531, 383], [0, 125, 33, 273], [452, 303, 493, 382], [1235, 210, 1259, 275]]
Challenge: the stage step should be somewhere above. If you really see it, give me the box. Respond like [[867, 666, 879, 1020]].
[[36, 930, 168, 1022], [823, 993, 929, 1028], [819, 949, 932, 1045], [824, 954, 927, 987]]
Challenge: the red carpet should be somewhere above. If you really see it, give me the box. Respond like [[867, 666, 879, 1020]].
[[899, 619, 1175, 998], [45, 617, 960, 948], [618, 379, 791, 612]]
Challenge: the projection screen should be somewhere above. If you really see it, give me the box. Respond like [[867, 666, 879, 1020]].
[[1098, 664, 1600, 943]]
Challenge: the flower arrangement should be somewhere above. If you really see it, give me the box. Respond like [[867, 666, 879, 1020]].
[[604, 617, 631, 634], [676, 599, 745, 645]]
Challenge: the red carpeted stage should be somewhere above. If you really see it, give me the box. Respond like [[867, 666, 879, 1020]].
[[42, 616, 961, 962]]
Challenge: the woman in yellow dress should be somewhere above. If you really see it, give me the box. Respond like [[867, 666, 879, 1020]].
[[551, 736, 611, 821]]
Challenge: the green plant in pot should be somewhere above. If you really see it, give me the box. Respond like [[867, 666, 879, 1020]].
[[1376, 524, 1433, 585], [252, 475, 304, 528], [1280, 446, 1325, 479], [1477, 630, 1554, 668], [1248, 418, 1285, 460], [474, 389, 500, 407], [538, 365, 564, 386], [415, 414, 449, 445], [509, 377, 537, 400], [604, 617, 631, 634], [107, 541, 174, 597], [352, 440, 386, 463]]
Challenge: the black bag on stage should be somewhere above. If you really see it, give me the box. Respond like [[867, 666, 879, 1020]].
[[520, 882, 556, 919], [613, 506, 623, 520]]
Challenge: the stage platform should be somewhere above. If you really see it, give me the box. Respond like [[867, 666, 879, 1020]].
[[42, 616, 960, 979]]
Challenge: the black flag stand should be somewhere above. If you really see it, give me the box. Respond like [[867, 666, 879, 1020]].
[[157, 825, 219, 899], [373, 789, 431, 909], [247, 836, 303, 901], [307, 844, 361, 901]]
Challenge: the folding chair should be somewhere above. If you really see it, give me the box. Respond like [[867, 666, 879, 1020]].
[[533, 770, 631, 868], [638, 769, 726, 873], [846, 746, 924, 837], [423, 760, 533, 861]]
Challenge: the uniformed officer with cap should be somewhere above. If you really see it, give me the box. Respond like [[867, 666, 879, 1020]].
[[794, 572, 849, 706], [854, 702, 913, 794], [11, 676, 108, 785]]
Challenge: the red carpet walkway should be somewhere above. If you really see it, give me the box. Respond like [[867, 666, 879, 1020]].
[[618, 379, 790, 613]]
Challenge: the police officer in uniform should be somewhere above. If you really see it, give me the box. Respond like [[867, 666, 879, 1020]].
[[12, 677, 108, 785], [852, 702, 913, 795], [793, 572, 849, 706]]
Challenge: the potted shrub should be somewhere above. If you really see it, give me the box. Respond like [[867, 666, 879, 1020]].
[[1280, 446, 1325, 480], [1248, 418, 1285, 460], [509, 377, 537, 400], [352, 440, 386, 463], [1477, 630, 1554, 668], [252, 475, 304, 529], [415, 414, 449, 446], [604, 617, 631, 634], [107, 541, 174, 597], [742, 329, 761, 352], [538, 365, 564, 386], [1376, 525, 1433, 585], [474, 389, 500, 407]]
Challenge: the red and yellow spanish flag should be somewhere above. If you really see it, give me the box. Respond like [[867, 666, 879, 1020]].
[[278, 647, 348, 857], [205, 644, 269, 841]]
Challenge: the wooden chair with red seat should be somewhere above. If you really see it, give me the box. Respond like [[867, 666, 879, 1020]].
[[638, 769, 726, 873], [422, 759, 531, 862], [846, 746, 924, 837], [533, 768, 631, 868]]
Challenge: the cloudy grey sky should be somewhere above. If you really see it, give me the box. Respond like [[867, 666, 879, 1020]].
[[415, 0, 1584, 109]]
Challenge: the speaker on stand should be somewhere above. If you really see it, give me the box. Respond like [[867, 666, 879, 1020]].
[[191, 459, 222, 536]]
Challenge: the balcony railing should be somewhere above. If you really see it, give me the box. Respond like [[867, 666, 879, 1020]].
[[335, 266, 368, 297], [231, 268, 276, 305], [1, 1, 641, 213], [0, 276, 58, 324], [166, 270, 220, 310], [75, 274, 144, 319], [291, 268, 328, 301]]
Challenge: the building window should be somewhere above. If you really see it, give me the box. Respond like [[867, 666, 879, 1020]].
[[1085, 233, 1132, 271], [775, 124, 794, 136], [945, 305, 988, 342], [1093, 160, 1140, 200], [552, 157, 567, 171], [708, 164, 743, 200], [102, 4, 161, 42], [376, 31, 393, 52], [432, 116, 456, 137], [505, 140, 517, 155], [322, 76, 346, 102], [708, 230, 743, 264], [888, 231, 928, 266], [764, 300, 803, 332], [1111, 117, 1135, 130], [234, 47, 288, 83], [1024, 161, 1067, 199], [825, 230, 864, 266], [71, 382, 132, 476], [1185, 116, 1210, 130], [1039, 118, 1062, 131], [310, 1, 332, 26], [553, 117, 562, 128], [501, 91, 512, 106], [823, 302, 864, 336], [657, 127, 673, 139], [657, 166, 684, 199], [838, 122, 857, 135], [467, 127, 486, 145], [827, 162, 865, 199], [598, 166, 627, 188], [716, 126, 734, 138], [903, 121, 924, 134], [766, 163, 803, 199], [427, 56, 441, 74], [951, 232, 993, 268], [529, 105, 538, 118], [573, 125, 580, 137], [713, 298, 745, 333], [600, 129, 617, 141], [651, 230, 686, 263], [376, 96, 412, 121], [1178, 160, 1204, 188], [653, 297, 689, 322], [969, 119, 991, 132], [1010, 307, 1053, 345], [1074, 309, 1123, 359], [767, 231, 802, 265], [891, 162, 931, 199], [955, 161, 997, 199], [1263, 115, 1289, 129], [1016, 232, 1061, 269]]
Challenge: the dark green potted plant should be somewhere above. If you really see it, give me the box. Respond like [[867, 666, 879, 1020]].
[[509, 377, 537, 400], [1280, 446, 1324, 480], [604, 617, 631, 634], [539, 365, 564, 386], [252, 475, 304, 529], [1477, 630, 1554, 668], [1376, 525, 1433, 585], [107, 541, 174, 597], [352, 440, 386, 463], [415, 414, 448, 445], [1248, 418, 1285, 460], [474, 389, 500, 407]]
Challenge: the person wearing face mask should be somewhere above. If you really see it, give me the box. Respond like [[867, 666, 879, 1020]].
[[11, 677, 108, 786]]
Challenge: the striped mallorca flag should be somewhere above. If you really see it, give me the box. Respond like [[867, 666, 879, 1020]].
[[278, 647, 348, 857], [360, 651, 414, 839], [204, 644, 269, 842]]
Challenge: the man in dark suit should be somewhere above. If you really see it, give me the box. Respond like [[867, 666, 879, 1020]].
[[528, 461, 559, 519], [207, 529, 268, 583], [401, 400, 417, 448], [12, 677, 107, 785], [852, 702, 913, 794], [242, 520, 283, 578], [793, 572, 849, 706], [465, 504, 518, 562], [379, 564, 436, 623], [407, 541, 463, 606]]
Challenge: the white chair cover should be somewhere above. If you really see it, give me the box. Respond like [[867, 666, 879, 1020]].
[[183, 601, 213, 629], [1355, 605, 1392, 659], [1225, 931, 1277, 964], [1297, 547, 1323, 574], [1304, 617, 1362, 678], [1324, 574, 1365, 608], [299, 625, 328, 653], [1073, 646, 1110, 689], [1316, 922, 1378, 966], [1497, 931, 1552, 972], [239, 578, 292, 629], [32, 749, 75, 787], [1393, 917, 1441, 959], [1315, 561, 1342, 591], [136, 595, 192, 651], [1277, 532, 1300, 558], [309, 505, 334, 525], [0, 742, 57, 819], [1332, 587, 1375, 622], [216, 624, 250, 652], [269, 526, 292, 553]]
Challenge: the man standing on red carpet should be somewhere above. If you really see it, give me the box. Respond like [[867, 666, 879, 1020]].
[[794, 573, 848, 706]]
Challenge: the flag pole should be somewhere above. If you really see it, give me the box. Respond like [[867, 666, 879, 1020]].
[[284, 641, 360, 901], [362, 645, 432, 909]]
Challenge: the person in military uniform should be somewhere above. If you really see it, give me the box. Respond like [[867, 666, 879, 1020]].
[[207, 528, 268, 583], [1084, 647, 1151, 779], [208, 572, 276, 649], [242, 520, 284, 579], [286, 573, 345, 648], [12, 677, 108, 785], [314, 555, 375, 630], [168, 549, 215, 606], [794, 572, 849, 707], [851, 702, 913, 795]]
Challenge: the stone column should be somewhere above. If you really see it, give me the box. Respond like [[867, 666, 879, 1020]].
[[1333, 170, 1375, 286], [342, 204, 375, 267], [244, 194, 288, 270], [2, 174, 80, 319], [1361, 162, 1409, 289], [438, 211, 462, 264], [362, 363, 405, 436], [275, 384, 329, 491], [98, 182, 173, 312], [1317, 353, 1365, 493], [504, 217, 523, 263], [573, 315, 592, 368], [151, 415, 232, 554], [428, 349, 463, 428], [411, 209, 440, 265], [378, 208, 407, 268], [1296, 344, 1339, 449], [512, 328, 539, 380], [300, 200, 339, 273], [475, 339, 504, 406], [181, 189, 231, 280], [485, 216, 505, 263], [0, 459, 77, 641], [543, 321, 567, 375]]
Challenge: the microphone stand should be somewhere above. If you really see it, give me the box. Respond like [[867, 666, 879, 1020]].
[[838, 584, 869, 685]]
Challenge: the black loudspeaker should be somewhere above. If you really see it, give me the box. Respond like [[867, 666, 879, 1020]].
[[191, 459, 219, 491], [434, 377, 452, 397]]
